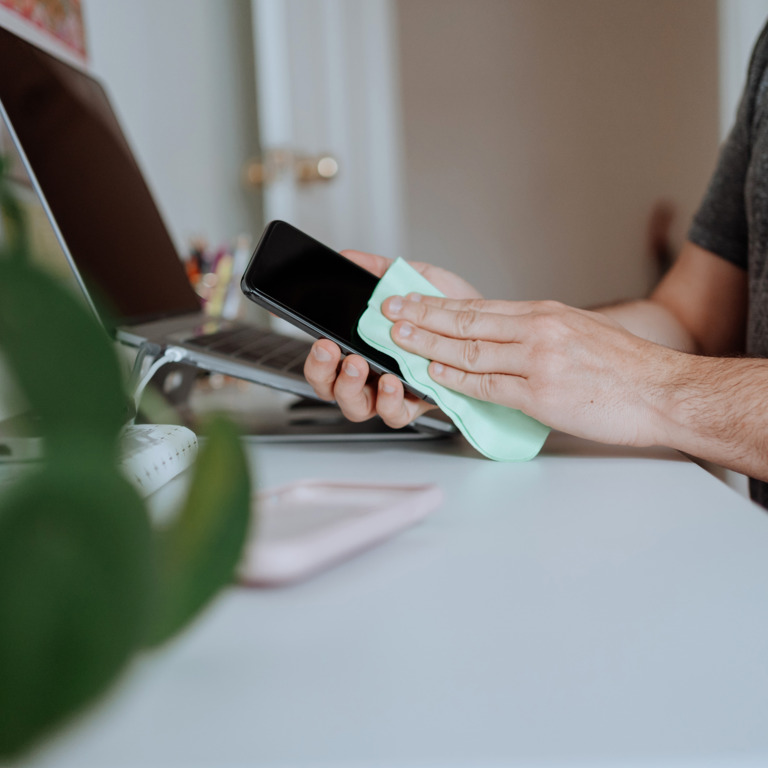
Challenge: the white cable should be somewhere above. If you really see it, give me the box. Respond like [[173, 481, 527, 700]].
[[131, 347, 186, 417]]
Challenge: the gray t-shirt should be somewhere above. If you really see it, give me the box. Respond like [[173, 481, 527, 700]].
[[688, 23, 768, 510]]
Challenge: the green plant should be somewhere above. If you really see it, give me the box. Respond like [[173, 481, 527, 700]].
[[0, 156, 252, 758]]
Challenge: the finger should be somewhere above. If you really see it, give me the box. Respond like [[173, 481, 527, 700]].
[[428, 362, 530, 410], [304, 340, 343, 401], [340, 249, 393, 278], [332, 355, 377, 422], [376, 374, 435, 429], [391, 321, 528, 375], [401, 295, 566, 318], [383, 296, 523, 342]]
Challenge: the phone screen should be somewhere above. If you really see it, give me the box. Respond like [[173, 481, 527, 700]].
[[241, 221, 404, 377]]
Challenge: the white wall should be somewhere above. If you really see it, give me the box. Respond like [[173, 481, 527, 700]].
[[718, 0, 768, 137], [396, 0, 721, 306], [82, 0, 263, 253]]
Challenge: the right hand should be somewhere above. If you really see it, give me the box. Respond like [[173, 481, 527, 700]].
[[303, 250, 482, 428]]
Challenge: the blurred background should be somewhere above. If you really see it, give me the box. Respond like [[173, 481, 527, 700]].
[[75, 0, 759, 304], [1, 0, 767, 427], [5, 0, 765, 305]]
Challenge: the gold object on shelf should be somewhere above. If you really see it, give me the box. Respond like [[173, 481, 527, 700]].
[[243, 149, 339, 188]]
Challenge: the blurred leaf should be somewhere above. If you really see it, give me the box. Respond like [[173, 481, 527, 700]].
[[145, 417, 251, 646], [0, 463, 154, 758], [0, 160, 252, 758], [0, 260, 128, 461]]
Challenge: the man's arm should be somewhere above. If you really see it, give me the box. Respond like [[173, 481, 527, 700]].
[[597, 240, 748, 356], [599, 240, 763, 479], [378, 242, 768, 481], [653, 352, 768, 480]]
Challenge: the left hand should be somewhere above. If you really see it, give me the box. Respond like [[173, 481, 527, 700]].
[[381, 294, 682, 447], [302, 251, 482, 429]]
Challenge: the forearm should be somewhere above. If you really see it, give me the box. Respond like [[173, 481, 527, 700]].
[[595, 299, 698, 353], [597, 241, 748, 357], [652, 352, 768, 481], [598, 303, 765, 476]]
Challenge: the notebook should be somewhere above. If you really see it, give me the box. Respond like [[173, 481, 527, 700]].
[[0, 23, 452, 438]]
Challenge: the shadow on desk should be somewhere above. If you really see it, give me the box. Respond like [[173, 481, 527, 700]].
[[401, 428, 688, 464], [540, 430, 688, 463], [240, 428, 689, 468]]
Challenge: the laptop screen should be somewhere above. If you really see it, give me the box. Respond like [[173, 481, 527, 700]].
[[0, 25, 201, 328]]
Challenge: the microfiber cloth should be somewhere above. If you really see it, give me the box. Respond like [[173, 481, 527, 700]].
[[357, 258, 550, 461]]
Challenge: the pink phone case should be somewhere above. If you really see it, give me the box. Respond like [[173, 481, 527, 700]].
[[238, 480, 443, 586]]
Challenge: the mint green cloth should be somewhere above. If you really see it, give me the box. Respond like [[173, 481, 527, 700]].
[[357, 258, 550, 461]]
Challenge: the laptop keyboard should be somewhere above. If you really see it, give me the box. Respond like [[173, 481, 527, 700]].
[[185, 327, 312, 375]]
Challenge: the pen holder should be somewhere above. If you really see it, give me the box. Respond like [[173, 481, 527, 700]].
[[184, 235, 252, 319]]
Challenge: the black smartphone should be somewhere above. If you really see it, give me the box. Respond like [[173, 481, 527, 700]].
[[240, 220, 429, 400]]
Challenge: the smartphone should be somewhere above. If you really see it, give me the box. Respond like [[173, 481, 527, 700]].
[[240, 220, 429, 401]]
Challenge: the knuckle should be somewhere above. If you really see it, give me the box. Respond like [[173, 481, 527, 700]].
[[478, 373, 501, 402], [455, 308, 477, 338], [534, 299, 565, 314], [313, 388, 336, 403], [332, 386, 370, 422], [377, 395, 412, 429], [449, 367, 469, 389], [411, 301, 430, 325], [460, 339, 483, 370], [533, 311, 565, 338], [381, 411, 411, 429], [338, 402, 370, 423], [419, 331, 439, 357], [303, 368, 334, 401]]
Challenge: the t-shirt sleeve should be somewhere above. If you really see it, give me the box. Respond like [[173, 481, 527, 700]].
[[688, 26, 768, 270]]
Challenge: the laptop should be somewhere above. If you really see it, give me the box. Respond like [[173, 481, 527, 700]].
[[0, 23, 324, 398], [0, 23, 453, 438]]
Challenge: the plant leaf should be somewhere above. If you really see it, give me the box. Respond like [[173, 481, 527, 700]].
[[0, 464, 154, 758], [145, 417, 251, 646], [0, 261, 128, 460]]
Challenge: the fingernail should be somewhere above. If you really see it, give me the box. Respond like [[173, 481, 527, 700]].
[[382, 382, 396, 394], [406, 293, 422, 302], [398, 323, 413, 338], [344, 362, 360, 377], [388, 296, 403, 314], [431, 363, 444, 376], [313, 346, 332, 362]]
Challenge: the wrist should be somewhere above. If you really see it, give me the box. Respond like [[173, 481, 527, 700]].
[[648, 352, 758, 471], [647, 348, 702, 450]]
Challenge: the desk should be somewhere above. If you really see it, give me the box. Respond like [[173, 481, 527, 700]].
[[25, 432, 768, 767]]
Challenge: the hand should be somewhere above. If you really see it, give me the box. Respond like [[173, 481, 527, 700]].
[[303, 250, 482, 428], [381, 294, 681, 447]]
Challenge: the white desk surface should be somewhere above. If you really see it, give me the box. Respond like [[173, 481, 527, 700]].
[[24, 432, 768, 767]]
